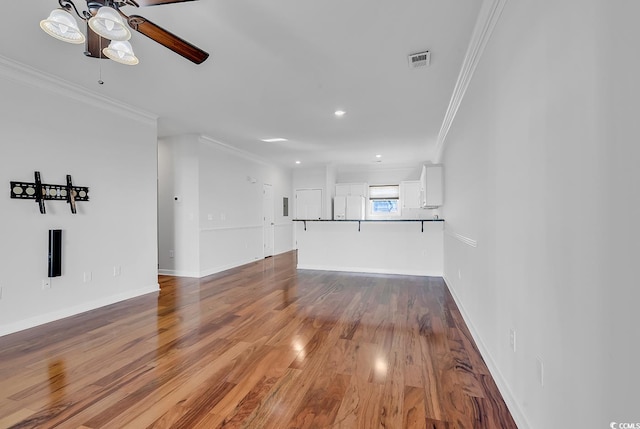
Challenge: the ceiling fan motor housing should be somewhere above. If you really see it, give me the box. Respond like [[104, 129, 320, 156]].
[[86, 0, 129, 12], [86, 1, 108, 15]]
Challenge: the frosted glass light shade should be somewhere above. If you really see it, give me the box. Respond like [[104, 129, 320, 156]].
[[103, 40, 139, 65], [40, 9, 85, 44], [88, 7, 131, 41]]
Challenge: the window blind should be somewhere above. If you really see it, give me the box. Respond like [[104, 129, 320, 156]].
[[369, 185, 399, 200]]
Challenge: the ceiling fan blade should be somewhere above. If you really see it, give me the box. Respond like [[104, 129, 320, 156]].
[[133, 0, 197, 7], [84, 24, 110, 59], [127, 15, 209, 64]]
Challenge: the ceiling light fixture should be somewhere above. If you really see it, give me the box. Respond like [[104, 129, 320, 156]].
[[103, 40, 138, 65], [261, 138, 288, 143], [334, 110, 346, 117], [39, 0, 210, 65], [40, 8, 86, 44], [88, 6, 131, 41], [376, 154, 382, 158], [295, 161, 301, 164]]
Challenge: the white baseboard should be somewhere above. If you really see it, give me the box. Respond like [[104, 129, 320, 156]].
[[443, 275, 531, 429], [158, 269, 200, 278], [0, 283, 160, 338], [161, 259, 278, 279], [297, 264, 442, 277]]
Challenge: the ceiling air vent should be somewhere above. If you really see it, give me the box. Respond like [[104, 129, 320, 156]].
[[408, 51, 431, 69]]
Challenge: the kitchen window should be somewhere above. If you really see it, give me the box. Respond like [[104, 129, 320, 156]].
[[369, 185, 400, 216]]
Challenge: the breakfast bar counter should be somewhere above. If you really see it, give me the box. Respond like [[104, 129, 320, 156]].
[[293, 219, 444, 276]]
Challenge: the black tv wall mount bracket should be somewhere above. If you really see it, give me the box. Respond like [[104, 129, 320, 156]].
[[10, 171, 89, 214]]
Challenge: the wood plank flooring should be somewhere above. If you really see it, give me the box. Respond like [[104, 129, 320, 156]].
[[0, 251, 517, 428]]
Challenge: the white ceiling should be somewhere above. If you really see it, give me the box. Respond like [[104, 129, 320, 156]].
[[1, 1, 482, 169]]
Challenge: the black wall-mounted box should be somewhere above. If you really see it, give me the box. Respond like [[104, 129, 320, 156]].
[[48, 229, 62, 278]]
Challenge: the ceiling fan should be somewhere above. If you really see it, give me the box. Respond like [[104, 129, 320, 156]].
[[40, 0, 209, 65]]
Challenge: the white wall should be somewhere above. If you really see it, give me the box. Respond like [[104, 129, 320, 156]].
[[0, 60, 159, 336], [157, 136, 200, 276], [598, 1, 640, 420], [158, 135, 294, 277], [441, 1, 639, 427]]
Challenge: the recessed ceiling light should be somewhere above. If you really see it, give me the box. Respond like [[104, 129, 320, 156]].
[[261, 138, 288, 143], [376, 154, 382, 158], [295, 161, 301, 164], [334, 110, 346, 117]]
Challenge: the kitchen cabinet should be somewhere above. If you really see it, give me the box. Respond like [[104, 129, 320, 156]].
[[400, 181, 421, 209], [420, 164, 443, 208], [335, 183, 367, 197]]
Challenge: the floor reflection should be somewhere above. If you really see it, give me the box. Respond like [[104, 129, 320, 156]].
[[47, 359, 67, 406]]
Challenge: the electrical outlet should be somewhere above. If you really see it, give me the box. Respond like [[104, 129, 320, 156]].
[[42, 279, 51, 290], [83, 272, 92, 283], [169, 250, 174, 258], [113, 266, 121, 277], [536, 356, 544, 387], [509, 329, 516, 352], [207, 214, 213, 221]]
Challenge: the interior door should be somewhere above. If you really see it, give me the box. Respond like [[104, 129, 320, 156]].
[[263, 184, 275, 258]]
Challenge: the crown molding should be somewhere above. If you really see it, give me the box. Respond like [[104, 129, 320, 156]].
[[433, 0, 509, 163], [198, 134, 274, 167], [0, 54, 157, 126]]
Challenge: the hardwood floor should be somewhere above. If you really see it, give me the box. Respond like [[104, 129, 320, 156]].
[[0, 251, 517, 428]]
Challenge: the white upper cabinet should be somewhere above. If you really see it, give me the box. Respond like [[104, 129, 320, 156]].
[[420, 164, 443, 208], [400, 181, 421, 209], [335, 183, 368, 197]]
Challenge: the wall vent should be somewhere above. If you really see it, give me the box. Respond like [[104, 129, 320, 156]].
[[408, 51, 431, 69]]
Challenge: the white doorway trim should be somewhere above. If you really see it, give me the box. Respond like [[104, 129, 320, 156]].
[[263, 183, 274, 258]]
